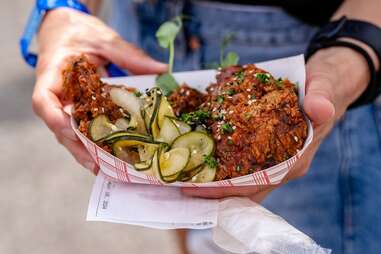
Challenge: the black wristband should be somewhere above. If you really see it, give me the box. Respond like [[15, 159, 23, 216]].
[[306, 16, 381, 109]]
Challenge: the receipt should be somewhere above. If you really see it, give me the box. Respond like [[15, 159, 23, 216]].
[[87, 172, 218, 230]]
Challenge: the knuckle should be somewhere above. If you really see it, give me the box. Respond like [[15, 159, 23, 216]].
[[102, 32, 120, 47]]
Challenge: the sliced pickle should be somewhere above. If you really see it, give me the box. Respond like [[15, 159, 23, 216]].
[[157, 117, 180, 144], [157, 96, 175, 128], [172, 132, 215, 171], [190, 164, 216, 183], [159, 147, 190, 177], [89, 115, 119, 142]]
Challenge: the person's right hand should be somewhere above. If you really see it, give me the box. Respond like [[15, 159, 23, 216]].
[[32, 8, 167, 174]]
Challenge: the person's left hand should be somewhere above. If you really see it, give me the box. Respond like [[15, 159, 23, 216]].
[[182, 47, 370, 202]]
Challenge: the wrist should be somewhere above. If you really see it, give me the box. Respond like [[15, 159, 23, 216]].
[[339, 38, 380, 71], [308, 47, 370, 106]]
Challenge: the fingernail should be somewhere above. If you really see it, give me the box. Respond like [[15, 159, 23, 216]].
[[61, 128, 77, 141], [84, 162, 96, 173]]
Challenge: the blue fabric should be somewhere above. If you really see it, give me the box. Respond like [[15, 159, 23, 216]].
[[109, 1, 381, 253], [20, 0, 89, 67]]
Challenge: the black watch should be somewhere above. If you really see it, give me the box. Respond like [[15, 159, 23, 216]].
[[306, 16, 381, 109]]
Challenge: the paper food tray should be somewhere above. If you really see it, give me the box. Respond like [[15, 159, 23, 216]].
[[71, 55, 313, 187]]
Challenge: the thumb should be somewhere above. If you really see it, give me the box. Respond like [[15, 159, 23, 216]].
[[100, 35, 167, 75], [304, 77, 336, 126]]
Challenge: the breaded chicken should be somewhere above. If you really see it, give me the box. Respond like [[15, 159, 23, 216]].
[[201, 65, 307, 180]]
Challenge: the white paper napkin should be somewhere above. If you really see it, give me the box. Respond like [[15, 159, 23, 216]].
[[87, 173, 330, 254]]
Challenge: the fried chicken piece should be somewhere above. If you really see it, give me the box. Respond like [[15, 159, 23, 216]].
[[62, 55, 124, 138], [202, 65, 307, 180], [168, 84, 206, 116]]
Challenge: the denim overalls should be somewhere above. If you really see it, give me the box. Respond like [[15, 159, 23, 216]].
[[109, 1, 381, 253]]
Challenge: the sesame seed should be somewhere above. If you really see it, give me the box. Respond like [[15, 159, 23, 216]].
[[232, 126, 236, 130], [293, 136, 299, 142], [229, 110, 234, 114], [91, 95, 96, 100], [246, 88, 251, 92], [185, 91, 190, 96]]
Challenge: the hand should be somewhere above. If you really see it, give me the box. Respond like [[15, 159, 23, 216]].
[[32, 8, 167, 174], [182, 47, 370, 201]]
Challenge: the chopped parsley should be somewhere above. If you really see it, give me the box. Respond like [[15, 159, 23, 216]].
[[255, 73, 270, 84], [275, 78, 283, 89], [234, 70, 245, 83], [134, 90, 142, 97], [216, 95, 224, 104], [221, 123, 234, 134], [251, 94, 256, 100], [226, 89, 236, 96], [235, 164, 242, 172], [227, 139, 233, 145], [204, 154, 218, 168], [180, 110, 210, 125]]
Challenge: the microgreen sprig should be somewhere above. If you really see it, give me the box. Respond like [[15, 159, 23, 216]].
[[219, 33, 240, 68], [155, 16, 183, 95]]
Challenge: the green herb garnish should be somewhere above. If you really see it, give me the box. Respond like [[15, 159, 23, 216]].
[[219, 33, 239, 68], [155, 73, 179, 96], [221, 123, 234, 134], [180, 110, 210, 125], [156, 16, 182, 74], [227, 139, 233, 145], [275, 78, 284, 89], [235, 70, 245, 83], [235, 164, 242, 172], [133, 91, 142, 97], [216, 95, 224, 104], [226, 89, 236, 96], [255, 73, 270, 84], [204, 154, 218, 168], [155, 16, 183, 95]]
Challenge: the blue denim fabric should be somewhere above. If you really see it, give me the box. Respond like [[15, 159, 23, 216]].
[[109, 1, 381, 253]]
